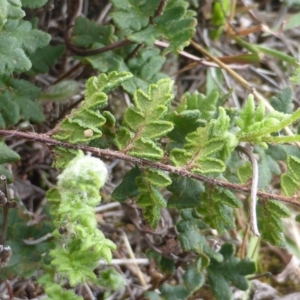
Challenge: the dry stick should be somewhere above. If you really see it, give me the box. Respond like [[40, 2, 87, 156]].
[[122, 232, 147, 288], [236, 146, 260, 237], [154, 40, 249, 69], [83, 283, 95, 300], [0, 130, 299, 208]]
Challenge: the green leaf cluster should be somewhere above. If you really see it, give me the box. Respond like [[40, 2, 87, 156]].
[[235, 94, 300, 145], [207, 243, 256, 300], [147, 265, 204, 300], [167, 175, 204, 209], [177, 209, 223, 266], [170, 116, 227, 174], [113, 166, 172, 228], [0, 17, 50, 73], [38, 274, 83, 300], [0, 141, 20, 182], [167, 90, 219, 148], [115, 78, 174, 160], [0, 0, 50, 129], [281, 155, 300, 197], [257, 200, 290, 247], [135, 168, 172, 227], [53, 72, 132, 144], [72, 16, 167, 94], [0, 77, 44, 127], [47, 151, 116, 287], [111, 0, 197, 53], [196, 187, 243, 234], [0, 207, 54, 279]]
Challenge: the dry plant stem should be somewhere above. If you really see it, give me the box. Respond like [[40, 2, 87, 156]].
[[229, 0, 237, 23], [0, 176, 9, 246], [0, 130, 299, 209], [99, 258, 149, 265], [154, 40, 249, 70], [236, 146, 260, 237], [83, 283, 95, 300], [122, 233, 147, 288], [23, 233, 53, 245], [239, 225, 249, 259], [154, 0, 168, 18], [190, 40, 252, 89], [247, 272, 272, 280]]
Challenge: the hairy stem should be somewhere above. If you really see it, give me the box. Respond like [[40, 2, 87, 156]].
[[0, 130, 298, 208]]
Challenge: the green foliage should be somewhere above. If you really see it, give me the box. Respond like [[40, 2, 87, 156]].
[[0, 141, 20, 164], [47, 151, 116, 288], [0, 207, 55, 279], [28, 44, 66, 74], [207, 243, 256, 300], [0, 77, 44, 128], [254, 146, 282, 189], [96, 268, 126, 291], [40, 80, 79, 102], [270, 87, 293, 114], [2, 1, 300, 299], [135, 168, 171, 227], [210, 0, 230, 39], [235, 94, 300, 145], [53, 72, 132, 144], [160, 265, 204, 300], [167, 175, 204, 209], [21, 0, 48, 8], [177, 209, 223, 266], [281, 155, 300, 197], [122, 48, 167, 94], [111, 0, 197, 53], [167, 90, 219, 148], [170, 119, 226, 174], [115, 78, 174, 160], [112, 166, 141, 201], [0, 140, 20, 182], [257, 200, 291, 247], [72, 16, 167, 94], [196, 187, 243, 234], [0, 0, 25, 27], [38, 274, 83, 300], [146, 249, 176, 274], [0, 0, 50, 129], [0, 19, 50, 73]]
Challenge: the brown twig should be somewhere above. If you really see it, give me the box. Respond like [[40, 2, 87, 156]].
[[0, 130, 298, 208]]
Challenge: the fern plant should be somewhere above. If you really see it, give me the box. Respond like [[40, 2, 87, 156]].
[[1, 0, 300, 299]]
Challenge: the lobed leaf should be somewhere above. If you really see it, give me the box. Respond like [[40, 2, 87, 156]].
[[72, 17, 116, 48], [271, 87, 293, 114], [28, 44, 65, 74], [0, 141, 20, 164], [116, 78, 174, 160], [54, 72, 132, 145], [167, 175, 204, 209], [177, 209, 223, 263], [112, 166, 141, 201], [207, 243, 256, 300], [170, 123, 226, 173], [258, 200, 290, 247], [196, 187, 242, 234], [0, 77, 44, 128]]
